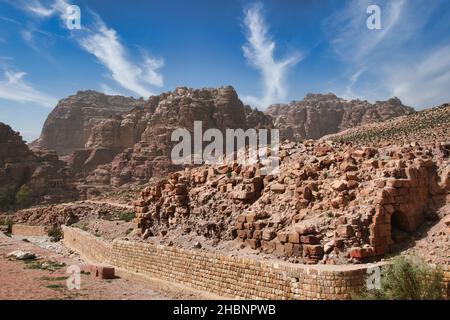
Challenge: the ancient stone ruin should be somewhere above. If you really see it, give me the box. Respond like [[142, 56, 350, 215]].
[[134, 140, 449, 265]]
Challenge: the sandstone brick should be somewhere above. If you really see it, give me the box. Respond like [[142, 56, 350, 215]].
[[237, 230, 247, 240], [295, 223, 316, 235], [262, 230, 276, 241], [288, 232, 300, 244], [284, 243, 294, 256], [277, 233, 288, 243], [270, 183, 286, 193], [349, 247, 368, 259], [97, 265, 115, 279], [300, 235, 320, 245], [336, 225, 354, 238], [304, 245, 324, 257], [246, 239, 260, 250], [332, 180, 347, 192]]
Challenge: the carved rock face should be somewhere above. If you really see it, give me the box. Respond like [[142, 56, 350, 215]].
[[0, 123, 77, 207]]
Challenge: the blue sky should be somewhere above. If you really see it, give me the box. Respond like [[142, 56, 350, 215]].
[[0, 0, 450, 142]]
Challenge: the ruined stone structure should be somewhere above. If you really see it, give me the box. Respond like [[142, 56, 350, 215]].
[[30, 88, 413, 198], [134, 140, 449, 265], [62, 226, 449, 300], [11, 224, 48, 237]]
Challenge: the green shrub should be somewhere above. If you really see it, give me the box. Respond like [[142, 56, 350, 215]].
[[47, 226, 63, 241], [0, 216, 13, 233], [15, 185, 33, 209], [119, 211, 136, 222], [354, 256, 444, 300]]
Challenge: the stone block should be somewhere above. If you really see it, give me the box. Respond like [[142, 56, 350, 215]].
[[262, 230, 276, 241], [300, 235, 320, 245], [288, 232, 300, 244]]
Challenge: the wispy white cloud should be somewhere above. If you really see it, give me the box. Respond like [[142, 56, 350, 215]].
[[17, 0, 164, 98], [0, 15, 21, 25], [17, 0, 69, 19], [324, 0, 450, 108], [342, 67, 366, 100], [100, 83, 125, 96], [78, 16, 164, 98], [25, 0, 55, 17], [386, 45, 450, 107], [327, 0, 406, 61], [20, 27, 58, 62], [242, 3, 302, 109], [0, 70, 57, 107]]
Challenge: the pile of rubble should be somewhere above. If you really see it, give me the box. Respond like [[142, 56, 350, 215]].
[[134, 140, 450, 265], [14, 202, 132, 228]]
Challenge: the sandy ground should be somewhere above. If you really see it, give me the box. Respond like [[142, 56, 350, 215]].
[[0, 232, 224, 300]]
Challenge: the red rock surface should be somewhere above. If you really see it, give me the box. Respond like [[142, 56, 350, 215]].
[[0, 123, 77, 208], [134, 140, 449, 265], [30, 90, 143, 155], [267, 94, 414, 141]]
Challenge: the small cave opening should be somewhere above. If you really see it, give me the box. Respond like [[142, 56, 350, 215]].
[[391, 211, 410, 244]]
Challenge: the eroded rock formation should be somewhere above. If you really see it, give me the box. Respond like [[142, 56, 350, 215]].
[[266, 94, 414, 141], [29, 88, 418, 201], [0, 123, 77, 208], [80, 86, 272, 195], [31, 90, 143, 155]]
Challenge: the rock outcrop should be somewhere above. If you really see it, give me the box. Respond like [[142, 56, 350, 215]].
[[0, 123, 37, 195], [31, 90, 143, 155], [80, 86, 272, 195], [266, 94, 414, 141], [30, 88, 417, 198], [132, 102, 450, 265], [0, 123, 77, 208]]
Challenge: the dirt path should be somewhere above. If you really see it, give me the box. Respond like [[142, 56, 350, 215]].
[[82, 200, 134, 210], [56, 200, 134, 210], [0, 232, 218, 300]]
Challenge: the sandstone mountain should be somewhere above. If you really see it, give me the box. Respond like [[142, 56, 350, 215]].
[[30, 90, 144, 155], [28, 87, 416, 199], [81, 86, 272, 195], [0, 123, 77, 209], [266, 94, 414, 141]]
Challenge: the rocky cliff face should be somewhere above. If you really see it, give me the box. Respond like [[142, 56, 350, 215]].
[[0, 123, 37, 195], [0, 123, 77, 208], [266, 94, 414, 141], [31, 90, 144, 155], [31, 88, 416, 197], [81, 86, 273, 193]]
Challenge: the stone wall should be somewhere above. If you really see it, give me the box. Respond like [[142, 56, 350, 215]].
[[62, 226, 381, 300], [111, 240, 377, 300], [62, 226, 111, 263], [444, 266, 450, 299], [11, 224, 48, 237], [61, 226, 449, 300]]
